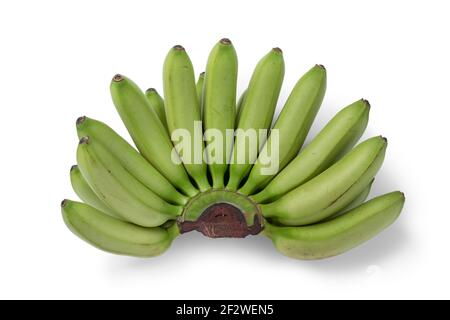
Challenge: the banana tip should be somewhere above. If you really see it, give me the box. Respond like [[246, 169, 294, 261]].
[[112, 74, 124, 82], [220, 38, 232, 45], [272, 47, 283, 54], [70, 165, 78, 172], [61, 199, 69, 208], [146, 88, 156, 93], [79, 136, 90, 145], [200, 71, 205, 76], [76, 116, 86, 126], [173, 45, 185, 51], [362, 99, 371, 109], [316, 64, 326, 71], [381, 136, 388, 143]]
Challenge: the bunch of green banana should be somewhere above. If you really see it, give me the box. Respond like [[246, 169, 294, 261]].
[[62, 38, 405, 260]]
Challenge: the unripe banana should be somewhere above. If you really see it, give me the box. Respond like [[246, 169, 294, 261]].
[[196, 71, 205, 116], [61, 200, 178, 257], [252, 99, 370, 203], [338, 178, 374, 214], [239, 64, 326, 195], [70, 164, 120, 219], [260, 136, 386, 225], [235, 89, 247, 127], [163, 45, 210, 191], [77, 136, 182, 227], [301, 168, 378, 224], [145, 88, 168, 129], [263, 191, 405, 260], [203, 38, 238, 188], [76, 117, 188, 205], [110, 74, 198, 197], [227, 48, 285, 190]]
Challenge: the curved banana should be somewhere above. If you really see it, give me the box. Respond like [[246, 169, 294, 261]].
[[196, 71, 205, 116], [317, 177, 375, 224], [239, 64, 326, 195], [304, 178, 375, 223], [61, 200, 178, 257], [145, 88, 168, 129], [235, 89, 247, 127], [77, 136, 182, 227], [70, 164, 120, 218], [298, 168, 378, 225], [203, 38, 238, 188], [260, 136, 387, 226], [163, 45, 210, 191], [263, 191, 405, 260], [338, 178, 374, 214], [110, 74, 198, 197], [76, 116, 188, 205], [227, 48, 285, 190], [252, 99, 370, 203]]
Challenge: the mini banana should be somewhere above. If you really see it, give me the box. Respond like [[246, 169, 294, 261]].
[[163, 45, 210, 191], [61, 200, 178, 257], [227, 48, 285, 190], [239, 64, 326, 195], [110, 74, 198, 197], [196, 71, 205, 116], [260, 136, 386, 226], [76, 116, 188, 205], [145, 88, 168, 129], [77, 136, 182, 227], [263, 191, 405, 259], [70, 164, 120, 218], [203, 38, 238, 188], [252, 99, 370, 203], [235, 89, 247, 127]]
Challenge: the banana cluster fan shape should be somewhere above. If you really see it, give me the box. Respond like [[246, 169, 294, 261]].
[[62, 38, 405, 260]]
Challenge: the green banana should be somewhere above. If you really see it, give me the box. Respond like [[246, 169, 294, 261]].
[[338, 178, 374, 213], [61, 200, 178, 257], [203, 38, 238, 188], [76, 116, 188, 206], [77, 136, 182, 227], [319, 178, 375, 223], [252, 99, 370, 203], [260, 136, 387, 226], [235, 89, 247, 126], [163, 45, 210, 191], [145, 88, 168, 129], [110, 74, 198, 197], [70, 164, 120, 219], [196, 71, 205, 116], [227, 48, 285, 190], [239, 65, 326, 195], [263, 191, 405, 259]]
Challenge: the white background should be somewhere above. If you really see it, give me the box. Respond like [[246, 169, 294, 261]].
[[0, 0, 448, 299]]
